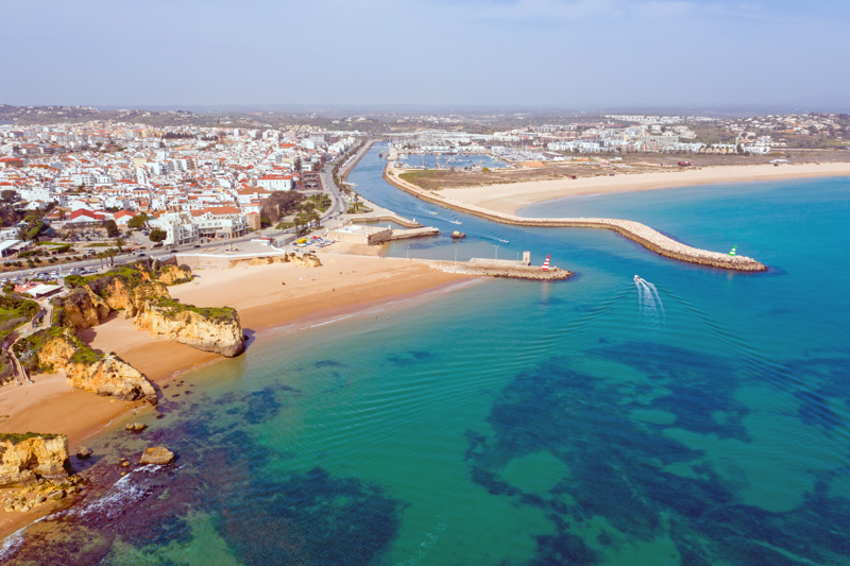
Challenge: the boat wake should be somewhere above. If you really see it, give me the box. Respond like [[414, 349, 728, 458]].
[[634, 275, 665, 323]]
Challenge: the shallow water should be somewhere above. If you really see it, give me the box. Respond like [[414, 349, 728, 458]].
[[5, 145, 850, 565]]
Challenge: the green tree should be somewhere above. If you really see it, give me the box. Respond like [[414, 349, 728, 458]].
[[104, 220, 120, 238], [20, 221, 45, 241], [149, 228, 167, 243], [127, 213, 149, 230]]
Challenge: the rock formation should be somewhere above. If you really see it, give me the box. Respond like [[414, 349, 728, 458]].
[[12, 261, 243, 402], [68, 353, 157, 402], [231, 252, 322, 268], [0, 433, 83, 513], [149, 263, 193, 285], [288, 252, 322, 267], [135, 299, 244, 357], [57, 262, 245, 358], [14, 327, 157, 404], [139, 446, 175, 465], [0, 433, 68, 485]]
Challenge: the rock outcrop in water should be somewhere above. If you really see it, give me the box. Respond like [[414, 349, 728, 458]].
[[57, 261, 244, 357], [0, 433, 83, 512], [139, 446, 175, 465], [13, 327, 157, 403]]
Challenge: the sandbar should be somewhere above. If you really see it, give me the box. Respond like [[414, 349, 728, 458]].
[[438, 162, 850, 214]]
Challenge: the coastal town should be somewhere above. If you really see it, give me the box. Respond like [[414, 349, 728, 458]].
[[1, 105, 849, 559], [2, 109, 848, 274]]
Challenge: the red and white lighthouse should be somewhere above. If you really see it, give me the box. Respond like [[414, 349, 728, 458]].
[[541, 255, 552, 271]]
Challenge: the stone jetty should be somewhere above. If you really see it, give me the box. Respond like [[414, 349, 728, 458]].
[[385, 166, 767, 272], [426, 258, 571, 280]]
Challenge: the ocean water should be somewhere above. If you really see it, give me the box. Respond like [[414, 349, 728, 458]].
[[5, 145, 850, 565]]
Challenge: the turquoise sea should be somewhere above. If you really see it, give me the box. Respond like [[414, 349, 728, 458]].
[[4, 144, 850, 565]]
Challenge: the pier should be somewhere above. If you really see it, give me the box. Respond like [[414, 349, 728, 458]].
[[385, 166, 767, 272], [425, 257, 571, 280]]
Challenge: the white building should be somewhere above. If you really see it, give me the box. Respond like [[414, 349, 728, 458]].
[[257, 174, 293, 191], [189, 206, 249, 239], [150, 212, 199, 246]]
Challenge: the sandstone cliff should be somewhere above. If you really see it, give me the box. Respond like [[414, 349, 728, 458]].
[[0, 433, 83, 512], [58, 262, 244, 357], [0, 433, 68, 485], [14, 327, 157, 403], [135, 298, 244, 357], [150, 263, 193, 285]]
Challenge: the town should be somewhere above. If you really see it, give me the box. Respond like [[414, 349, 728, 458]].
[[1, 109, 849, 283], [0, 120, 365, 281]]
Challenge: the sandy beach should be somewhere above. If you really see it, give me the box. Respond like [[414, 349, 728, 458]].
[[439, 162, 850, 214], [0, 252, 471, 537]]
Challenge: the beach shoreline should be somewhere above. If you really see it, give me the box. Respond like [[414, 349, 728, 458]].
[[0, 251, 475, 539], [435, 162, 850, 214]]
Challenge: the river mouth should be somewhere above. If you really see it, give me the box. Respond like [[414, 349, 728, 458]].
[[4, 145, 850, 566]]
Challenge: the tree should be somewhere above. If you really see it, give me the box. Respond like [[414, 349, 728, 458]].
[[20, 220, 45, 241], [114, 238, 126, 251], [127, 213, 149, 230], [104, 220, 120, 238], [1, 190, 18, 203], [149, 228, 167, 243]]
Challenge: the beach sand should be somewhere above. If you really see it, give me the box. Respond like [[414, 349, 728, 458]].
[[0, 252, 471, 537], [439, 162, 850, 214]]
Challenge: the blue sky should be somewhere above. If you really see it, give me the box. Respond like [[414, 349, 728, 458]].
[[2, 0, 848, 110]]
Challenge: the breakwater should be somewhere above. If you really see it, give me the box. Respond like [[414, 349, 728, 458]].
[[426, 259, 571, 280], [385, 166, 767, 272], [351, 215, 422, 228]]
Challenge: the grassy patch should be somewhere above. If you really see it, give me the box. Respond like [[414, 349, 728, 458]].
[[0, 293, 40, 342], [13, 326, 103, 372], [152, 296, 237, 323], [0, 432, 59, 444]]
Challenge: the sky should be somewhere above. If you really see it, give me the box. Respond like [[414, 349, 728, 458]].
[[2, 0, 848, 111]]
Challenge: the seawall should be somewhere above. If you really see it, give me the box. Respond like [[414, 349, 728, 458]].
[[426, 260, 571, 280], [384, 166, 767, 272]]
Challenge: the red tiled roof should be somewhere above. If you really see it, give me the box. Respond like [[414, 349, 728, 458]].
[[70, 209, 105, 221]]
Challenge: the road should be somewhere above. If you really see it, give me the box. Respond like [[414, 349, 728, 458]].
[[0, 141, 373, 281]]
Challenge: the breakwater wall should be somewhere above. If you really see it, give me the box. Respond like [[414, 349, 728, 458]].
[[385, 227, 439, 241], [351, 215, 422, 228], [385, 167, 767, 272], [426, 259, 571, 281]]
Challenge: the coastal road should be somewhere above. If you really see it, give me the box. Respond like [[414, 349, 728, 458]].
[[317, 138, 375, 227]]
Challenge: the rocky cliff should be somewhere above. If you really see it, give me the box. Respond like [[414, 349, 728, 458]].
[[135, 298, 244, 357], [150, 263, 193, 285], [14, 327, 157, 403], [0, 433, 68, 485], [0, 433, 83, 512], [57, 262, 244, 357]]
